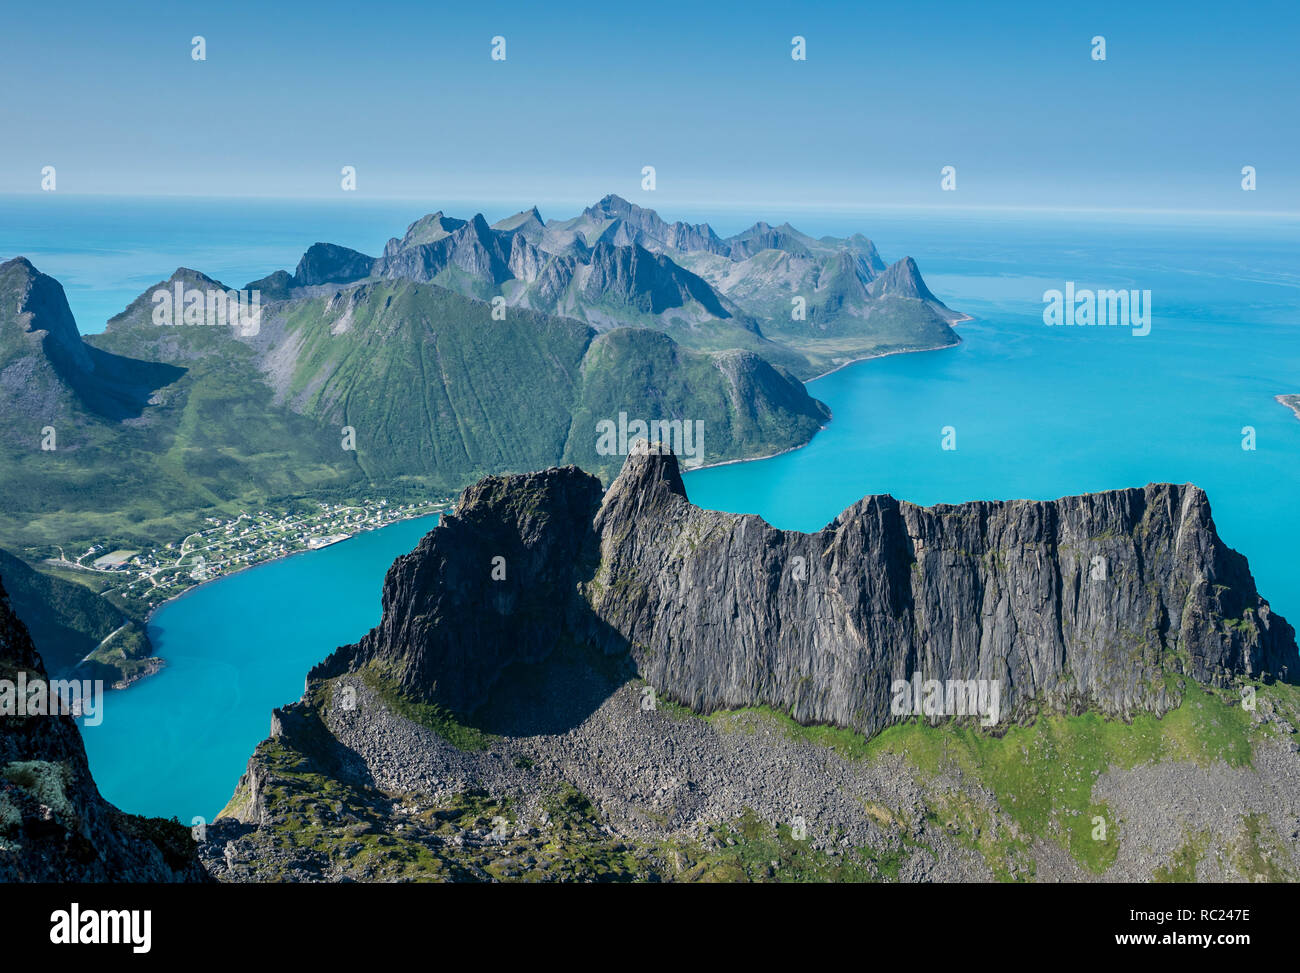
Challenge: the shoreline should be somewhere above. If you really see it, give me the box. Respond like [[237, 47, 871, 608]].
[[140, 506, 447, 625], [109, 313, 977, 676], [1276, 394, 1300, 422], [795, 316, 972, 385], [801, 333, 964, 384], [96, 507, 449, 694], [687, 329, 970, 474]]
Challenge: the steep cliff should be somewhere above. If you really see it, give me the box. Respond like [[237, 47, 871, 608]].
[[313, 445, 1297, 739], [0, 578, 207, 881]]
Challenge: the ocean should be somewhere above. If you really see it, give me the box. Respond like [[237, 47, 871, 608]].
[[4, 194, 1297, 821]]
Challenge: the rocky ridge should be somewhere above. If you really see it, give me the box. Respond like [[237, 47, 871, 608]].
[[209, 447, 1300, 882], [314, 444, 1298, 736]]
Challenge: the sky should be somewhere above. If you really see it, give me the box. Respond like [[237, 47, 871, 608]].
[[2, 0, 1298, 213]]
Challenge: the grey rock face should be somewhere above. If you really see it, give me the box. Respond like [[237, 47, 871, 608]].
[[313, 446, 1297, 739], [377, 214, 514, 286], [292, 243, 376, 287], [581, 242, 731, 317], [868, 256, 940, 302], [0, 579, 208, 882], [312, 468, 606, 710], [1, 256, 92, 374]]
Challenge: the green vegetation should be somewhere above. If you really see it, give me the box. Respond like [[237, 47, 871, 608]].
[[2, 760, 75, 821], [872, 684, 1253, 873], [670, 809, 905, 882], [1153, 830, 1210, 882], [1, 267, 830, 558], [359, 665, 496, 751], [672, 680, 1291, 877], [1229, 813, 1291, 882], [0, 547, 155, 683]]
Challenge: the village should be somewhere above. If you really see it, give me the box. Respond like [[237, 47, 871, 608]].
[[62, 498, 449, 617]]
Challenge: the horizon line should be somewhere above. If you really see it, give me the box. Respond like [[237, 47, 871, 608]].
[[1, 191, 1297, 221]]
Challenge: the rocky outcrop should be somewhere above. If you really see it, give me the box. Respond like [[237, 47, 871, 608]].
[[0, 257, 184, 428], [583, 194, 729, 255], [292, 243, 376, 287], [0, 578, 207, 881], [312, 446, 1297, 739], [581, 242, 732, 317], [868, 256, 942, 303], [313, 468, 605, 709], [377, 214, 514, 286]]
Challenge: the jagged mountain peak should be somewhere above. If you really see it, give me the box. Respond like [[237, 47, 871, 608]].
[[492, 206, 545, 233], [164, 266, 229, 289], [586, 193, 636, 217], [394, 210, 469, 249], [0, 255, 38, 275], [0, 255, 92, 373], [293, 243, 375, 288], [869, 255, 938, 302], [602, 440, 688, 509]]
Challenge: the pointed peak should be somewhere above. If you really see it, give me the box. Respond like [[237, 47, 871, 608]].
[[0, 255, 38, 276], [397, 211, 468, 249], [165, 267, 228, 289], [587, 193, 643, 218], [491, 206, 545, 235], [605, 442, 687, 505]]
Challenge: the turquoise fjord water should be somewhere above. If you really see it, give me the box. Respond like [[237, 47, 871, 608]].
[[6, 197, 1297, 823], [79, 516, 439, 822]]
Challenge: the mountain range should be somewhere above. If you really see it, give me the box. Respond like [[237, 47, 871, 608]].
[[0, 196, 962, 554], [248, 194, 966, 379]]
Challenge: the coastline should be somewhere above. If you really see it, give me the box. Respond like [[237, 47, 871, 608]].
[[1276, 394, 1300, 421], [685, 437, 818, 474], [99, 507, 448, 693], [801, 334, 963, 384], [108, 322, 975, 682], [687, 330, 969, 475], [801, 315, 971, 383], [140, 507, 447, 626]]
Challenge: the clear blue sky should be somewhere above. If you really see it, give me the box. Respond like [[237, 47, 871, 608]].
[[2, 0, 1297, 212]]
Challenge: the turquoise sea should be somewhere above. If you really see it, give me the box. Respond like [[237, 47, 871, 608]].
[[79, 515, 439, 823], [3, 196, 1297, 822]]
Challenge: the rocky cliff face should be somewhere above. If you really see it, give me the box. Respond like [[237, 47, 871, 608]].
[[312, 445, 1297, 738], [581, 242, 732, 318], [292, 243, 376, 287], [869, 256, 942, 303], [0, 257, 185, 431], [0, 578, 207, 881]]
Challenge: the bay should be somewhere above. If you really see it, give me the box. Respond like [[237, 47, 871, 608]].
[[10, 196, 1294, 823], [79, 515, 439, 822]]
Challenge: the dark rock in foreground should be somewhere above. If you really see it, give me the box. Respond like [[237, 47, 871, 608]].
[[314, 445, 1297, 738], [0, 578, 207, 882]]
